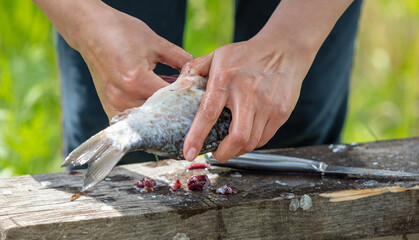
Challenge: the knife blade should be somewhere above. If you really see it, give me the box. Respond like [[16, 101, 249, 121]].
[[205, 152, 419, 180]]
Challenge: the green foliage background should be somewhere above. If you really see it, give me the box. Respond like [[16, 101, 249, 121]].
[[0, 0, 418, 176]]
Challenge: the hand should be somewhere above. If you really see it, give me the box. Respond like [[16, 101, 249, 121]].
[[33, 0, 192, 119], [78, 6, 192, 119], [182, 35, 317, 162], [181, 0, 353, 162]]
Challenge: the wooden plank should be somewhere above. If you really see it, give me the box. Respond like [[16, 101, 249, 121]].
[[0, 137, 418, 239]]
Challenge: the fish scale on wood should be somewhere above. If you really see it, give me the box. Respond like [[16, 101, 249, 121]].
[[61, 75, 231, 192]]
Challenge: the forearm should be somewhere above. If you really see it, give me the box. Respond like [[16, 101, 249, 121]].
[[255, 0, 354, 53], [32, 0, 109, 51]]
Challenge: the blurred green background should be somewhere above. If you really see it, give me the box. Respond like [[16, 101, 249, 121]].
[[0, 0, 418, 177]]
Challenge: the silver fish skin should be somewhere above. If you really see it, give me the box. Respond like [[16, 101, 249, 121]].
[[61, 75, 231, 191]]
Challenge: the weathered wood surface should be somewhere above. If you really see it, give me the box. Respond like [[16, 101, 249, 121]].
[[0, 138, 418, 240]]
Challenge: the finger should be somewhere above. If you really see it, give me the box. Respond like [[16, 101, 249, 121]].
[[235, 151, 247, 156], [105, 109, 120, 122], [182, 79, 227, 161], [142, 71, 170, 94], [212, 99, 254, 163], [157, 40, 193, 70], [180, 53, 214, 77], [114, 71, 169, 112], [235, 112, 267, 156], [243, 112, 268, 152], [256, 117, 285, 148]]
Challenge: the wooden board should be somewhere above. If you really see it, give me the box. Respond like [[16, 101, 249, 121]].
[[0, 138, 418, 240]]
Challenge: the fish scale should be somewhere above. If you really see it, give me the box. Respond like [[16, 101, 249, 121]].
[[61, 75, 231, 191]]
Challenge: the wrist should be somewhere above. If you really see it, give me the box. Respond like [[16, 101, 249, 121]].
[[252, 0, 353, 57], [251, 28, 319, 58], [250, 27, 320, 68], [64, 1, 112, 52]]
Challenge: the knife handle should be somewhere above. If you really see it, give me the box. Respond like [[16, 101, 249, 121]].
[[205, 152, 328, 173]]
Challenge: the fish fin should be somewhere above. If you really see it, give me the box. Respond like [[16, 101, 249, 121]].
[[62, 130, 127, 191], [81, 148, 124, 192], [61, 131, 111, 167], [110, 110, 132, 125]]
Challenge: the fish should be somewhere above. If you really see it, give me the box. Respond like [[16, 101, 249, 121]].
[[61, 74, 231, 191]]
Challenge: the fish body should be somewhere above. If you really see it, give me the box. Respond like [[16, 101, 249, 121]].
[[62, 75, 231, 191]]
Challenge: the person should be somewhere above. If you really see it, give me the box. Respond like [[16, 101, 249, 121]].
[[32, 0, 363, 165]]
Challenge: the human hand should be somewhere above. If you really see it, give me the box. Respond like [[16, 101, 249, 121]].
[[182, 35, 317, 162], [33, 0, 192, 119], [77, 6, 192, 119], [181, 0, 353, 162]]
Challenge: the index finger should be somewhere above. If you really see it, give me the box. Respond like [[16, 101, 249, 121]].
[[180, 52, 214, 77], [183, 77, 228, 161]]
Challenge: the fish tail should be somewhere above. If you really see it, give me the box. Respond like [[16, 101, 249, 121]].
[[61, 131, 126, 192], [81, 148, 124, 192]]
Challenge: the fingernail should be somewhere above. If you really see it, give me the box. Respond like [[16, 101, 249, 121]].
[[185, 147, 197, 161]]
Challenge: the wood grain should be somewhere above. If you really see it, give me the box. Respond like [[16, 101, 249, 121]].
[[1, 138, 418, 239]]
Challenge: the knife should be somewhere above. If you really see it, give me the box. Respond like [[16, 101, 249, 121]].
[[205, 152, 419, 180]]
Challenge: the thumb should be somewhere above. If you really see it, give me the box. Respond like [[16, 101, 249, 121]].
[[140, 71, 170, 98], [180, 52, 214, 77], [157, 40, 193, 70], [105, 71, 169, 121]]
